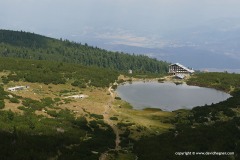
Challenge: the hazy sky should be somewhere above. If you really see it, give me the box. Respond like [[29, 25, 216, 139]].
[[1, 0, 240, 37], [1, 0, 240, 70]]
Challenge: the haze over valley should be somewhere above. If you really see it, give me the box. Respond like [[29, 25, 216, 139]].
[[68, 17, 240, 72], [1, 0, 240, 72]]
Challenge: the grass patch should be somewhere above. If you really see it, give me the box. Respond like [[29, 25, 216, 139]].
[[90, 113, 104, 120], [116, 153, 136, 160], [9, 97, 20, 103], [117, 122, 135, 128], [0, 100, 5, 109], [110, 117, 118, 121], [143, 108, 162, 112]]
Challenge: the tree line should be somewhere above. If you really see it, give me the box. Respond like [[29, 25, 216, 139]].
[[0, 29, 169, 74]]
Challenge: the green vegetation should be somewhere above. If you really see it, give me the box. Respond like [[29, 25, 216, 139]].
[[0, 111, 115, 159], [0, 100, 5, 109], [117, 122, 135, 129], [110, 116, 118, 121], [0, 86, 115, 159], [0, 29, 169, 74], [134, 72, 240, 160], [2, 30, 240, 160], [0, 29, 170, 159], [90, 113, 104, 120], [143, 108, 162, 112], [71, 80, 87, 88], [187, 72, 240, 92], [116, 152, 136, 160], [0, 86, 6, 109], [0, 86, 7, 99], [0, 57, 118, 87], [128, 73, 166, 79], [9, 97, 20, 103]]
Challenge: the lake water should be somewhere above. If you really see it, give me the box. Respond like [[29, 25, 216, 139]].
[[116, 82, 231, 111]]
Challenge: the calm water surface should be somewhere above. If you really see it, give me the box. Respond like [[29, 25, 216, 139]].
[[116, 82, 231, 111]]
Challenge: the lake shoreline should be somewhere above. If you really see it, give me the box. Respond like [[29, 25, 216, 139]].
[[114, 77, 231, 112]]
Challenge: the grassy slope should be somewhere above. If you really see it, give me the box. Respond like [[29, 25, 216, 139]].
[[0, 85, 116, 160]]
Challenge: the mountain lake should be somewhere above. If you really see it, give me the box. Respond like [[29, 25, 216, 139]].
[[116, 81, 231, 111]]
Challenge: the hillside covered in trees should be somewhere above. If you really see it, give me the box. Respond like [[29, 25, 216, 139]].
[[0, 29, 169, 74], [0, 57, 118, 88]]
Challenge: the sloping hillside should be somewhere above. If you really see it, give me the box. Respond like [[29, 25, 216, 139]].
[[0, 57, 118, 88], [0, 29, 169, 74]]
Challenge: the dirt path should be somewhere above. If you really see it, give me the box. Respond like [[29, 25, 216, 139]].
[[106, 86, 121, 150], [99, 86, 121, 160], [103, 104, 121, 150]]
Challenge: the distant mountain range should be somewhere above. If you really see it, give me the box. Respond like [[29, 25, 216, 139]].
[[103, 44, 240, 72], [78, 18, 240, 73]]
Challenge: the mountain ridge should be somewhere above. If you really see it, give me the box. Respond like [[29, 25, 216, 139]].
[[0, 29, 169, 74]]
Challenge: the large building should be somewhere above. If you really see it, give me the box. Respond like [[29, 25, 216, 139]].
[[169, 63, 194, 75]]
